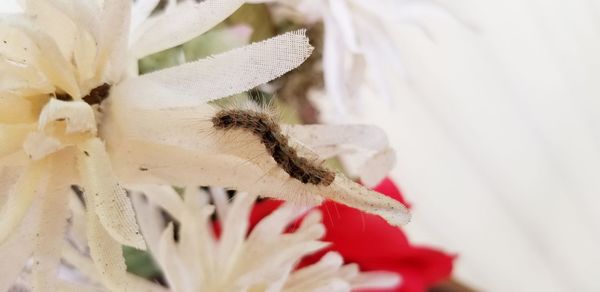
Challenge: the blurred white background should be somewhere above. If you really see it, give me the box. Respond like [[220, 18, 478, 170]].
[[313, 0, 600, 291]]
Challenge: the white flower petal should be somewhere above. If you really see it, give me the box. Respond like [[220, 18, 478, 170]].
[[24, 0, 77, 58], [286, 124, 395, 186], [95, 0, 131, 82], [0, 158, 48, 243], [108, 140, 323, 205], [117, 30, 313, 109], [0, 189, 39, 291], [131, 0, 245, 58], [131, 184, 185, 221], [131, 0, 160, 32], [0, 123, 34, 159], [85, 206, 129, 291], [77, 138, 146, 250], [248, 203, 308, 242], [217, 192, 257, 271], [349, 271, 401, 290], [1, 16, 80, 97], [285, 124, 390, 154], [23, 131, 64, 160], [131, 192, 164, 257], [179, 187, 218, 291], [210, 187, 230, 222], [284, 252, 344, 291], [328, 0, 359, 52], [62, 244, 105, 286], [158, 223, 190, 292], [322, 14, 349, 114], [31, 150, 73, 291], [323, 174, 410, 226], [357, 147, 396, 187], [67, 193, 88, 252], [109, 131, 409, 226], [38, 99, 97, 134], [0, 95, 38, 123]]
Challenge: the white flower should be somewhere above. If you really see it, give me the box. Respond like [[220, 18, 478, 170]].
[[0, 0, 313, 290], [54, 186, 400, 292], [0, 0, 409, 290]]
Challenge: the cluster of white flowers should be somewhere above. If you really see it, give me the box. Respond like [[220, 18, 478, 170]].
[[33, 186, 399, 292], [0, 0, 409, 291]]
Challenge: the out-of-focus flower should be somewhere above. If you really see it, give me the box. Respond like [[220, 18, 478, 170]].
[[264, 0, 600, 291], [251, 0, 441, 113], [0, 0, 410, 290], [251, 178, 453, 292], [49, 186, 401, 292]]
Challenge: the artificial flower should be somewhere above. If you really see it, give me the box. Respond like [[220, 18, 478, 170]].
[[134, 186, 402, 291], [33, 186, 401, 292], [251, 178, 453, 292], [0, 0, 409, 290], [0, 0, 310, 290]]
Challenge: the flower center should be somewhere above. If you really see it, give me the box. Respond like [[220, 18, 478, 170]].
[[55, 83, 112, 105]]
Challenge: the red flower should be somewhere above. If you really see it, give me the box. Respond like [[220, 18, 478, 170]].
[[250, 178, 454, 292]]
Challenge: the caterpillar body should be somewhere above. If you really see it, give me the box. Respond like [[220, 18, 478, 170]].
[[212, 109, 335, 186]]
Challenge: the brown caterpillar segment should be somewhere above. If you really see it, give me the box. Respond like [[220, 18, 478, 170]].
[[212, 109, 335, 186]]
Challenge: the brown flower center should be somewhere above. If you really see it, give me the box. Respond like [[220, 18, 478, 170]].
[[55, 83, 111, 105]]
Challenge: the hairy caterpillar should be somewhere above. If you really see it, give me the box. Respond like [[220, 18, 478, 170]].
[[212, 108, 335, 186]]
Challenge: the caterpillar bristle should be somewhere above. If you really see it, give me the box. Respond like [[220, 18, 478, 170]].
[[212, 107, 335, 186]]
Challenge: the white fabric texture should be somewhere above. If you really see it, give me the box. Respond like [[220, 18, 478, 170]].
[[119, 30, 314, 109]]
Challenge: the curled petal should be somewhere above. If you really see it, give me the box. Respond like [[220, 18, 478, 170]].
[[77, 138, 146, 250], [38, 99, 97, 134]]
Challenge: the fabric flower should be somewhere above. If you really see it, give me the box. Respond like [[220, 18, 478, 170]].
[[38, 186, 401, 292], [0, 0, 311, 290], [0, 0, 409, 290], [250, 178, 454, 292]]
